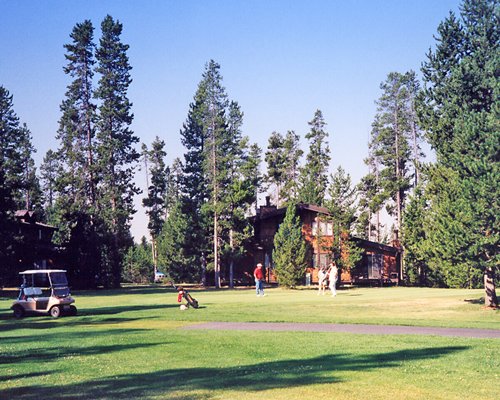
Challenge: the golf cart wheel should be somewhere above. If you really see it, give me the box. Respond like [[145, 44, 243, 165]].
[[69, 305, 77, 316], [13, 305, 25, 319], [50, 306, 61, 318]]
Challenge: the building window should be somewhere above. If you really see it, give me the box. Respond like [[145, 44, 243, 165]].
[[325, 221, 333, 236], [312, 219, 333, 236], [368, 254, 383, 279], [312, 253, 331, 269], [312, 221, 318, 235]]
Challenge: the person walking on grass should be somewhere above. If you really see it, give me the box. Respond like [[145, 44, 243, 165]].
[[318, 267, 327, 295], [327, 262, 338, 297], [254, 263, 265, 296]]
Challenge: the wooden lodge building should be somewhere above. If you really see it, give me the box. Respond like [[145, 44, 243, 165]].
[[14, 210, 59, 270], [241, 199, 402, 286]]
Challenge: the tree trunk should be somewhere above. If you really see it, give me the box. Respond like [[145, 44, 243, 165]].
[[229, 228, 234, 288], [484, 267, 498, 308], [152, 236, 157, 280], [214, 210, 220, 288], [201, 251, 207, 287]]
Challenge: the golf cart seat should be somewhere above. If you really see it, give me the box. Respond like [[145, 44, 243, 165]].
[[24, 287, 43, 297]]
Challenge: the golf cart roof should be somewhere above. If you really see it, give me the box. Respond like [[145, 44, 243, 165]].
[[19, 269, 67, 275]]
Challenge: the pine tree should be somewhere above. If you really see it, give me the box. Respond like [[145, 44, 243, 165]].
[[142, 137, 169, 277], [165, 157, 183, 214], [17, 123, 42, 211], [241, 143, 263, 215], [299, 110, 330, 205], [272, 204, 307, 288], [179, 60, 254, 288], [370, 72, 413, 233], [48, 20, 102, 288], [122, 237, 153, 284], [219, 102, 261, 287], [0, 86, 35, 283], [401, 182, 435, 286], [418, 0, 499, 306], [0, 89, 40, 214], [180, 79, 209, 285], [326, 167, 363, 274], [264, 131, 287, 206], [357, 149, 385, 241], [157, 201, 197, 282], [58, 19, 97, 210], [281, 131, 303, 205], [265, 130, 303, 207], [39, 149, 60, 221], [94, 15, 139, 287]]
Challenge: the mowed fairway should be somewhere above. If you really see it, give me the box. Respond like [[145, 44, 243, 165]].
[[1, 286, 498, 400]]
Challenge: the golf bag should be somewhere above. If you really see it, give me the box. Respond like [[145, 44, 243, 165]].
[[173, 284, 199, 309]]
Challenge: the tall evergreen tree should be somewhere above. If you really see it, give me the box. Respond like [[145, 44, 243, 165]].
[[402, 182, 440, 286], [49, 20, 101, 288], [264, 131, 287, 206], [165, 157, 183, 214], [357, 146, 386, 241], [179, 60, 253, 288], [0, 89, 40, 214], [281, 131, 303, 205], [299, 110, 330, 205], [94, 15, 139, 287], [326, 167, 363, 274], [200, 60, 230, 288], [272, 204, 308, 288], [417, 0, 498, 306], [40, 149, 61, 221], [180, 80, 209, 285], [157, 201, 197, 282], [58, 19, 97, 210], [369, 72, 414, 233], [404, 72, 425, 188], [265, 130, 303, 207], [0, 86, 36, 283], [219, 103, 261, 287], [142, 137, 169, 277]]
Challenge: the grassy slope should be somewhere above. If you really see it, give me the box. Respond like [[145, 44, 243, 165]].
[[0, 286, 498, 400]]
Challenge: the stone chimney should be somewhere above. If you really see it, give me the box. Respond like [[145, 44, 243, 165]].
[[259, 195, 277, 216]]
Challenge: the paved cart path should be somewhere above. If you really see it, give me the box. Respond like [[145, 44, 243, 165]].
[[183, 321, 500, 339]]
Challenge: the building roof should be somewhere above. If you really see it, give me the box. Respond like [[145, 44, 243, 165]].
[[352, 237, 401, 254], [15, 209, 57, 230], [255, 202, 331, 220]]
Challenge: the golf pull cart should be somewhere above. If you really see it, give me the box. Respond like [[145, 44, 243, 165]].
[[11, 269, 77, 319], [173, 283, 199, 309]]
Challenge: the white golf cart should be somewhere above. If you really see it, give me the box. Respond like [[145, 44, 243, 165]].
[[11, 269, 77, 319]]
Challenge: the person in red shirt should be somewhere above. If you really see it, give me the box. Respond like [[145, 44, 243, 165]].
[[254, 263, 265, 296]]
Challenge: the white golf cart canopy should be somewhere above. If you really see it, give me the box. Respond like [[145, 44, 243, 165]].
[[19, 269, 67, 274]]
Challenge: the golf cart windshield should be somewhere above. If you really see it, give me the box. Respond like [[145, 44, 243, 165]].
[[50, 272, 69, 286], [50, 272, 70, 297]]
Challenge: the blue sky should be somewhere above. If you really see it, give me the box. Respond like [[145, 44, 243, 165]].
[[1, 0, 461, 240]]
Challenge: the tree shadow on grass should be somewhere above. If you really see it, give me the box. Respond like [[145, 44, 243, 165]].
[[2, 345, 469, 399], [0, 328, 150, 346], [464, 297, 484, 305], [82, 303, 178, 315], [0, 340, 167, 365], [0, 370, 61, 383], [0, 303, 178, 332]]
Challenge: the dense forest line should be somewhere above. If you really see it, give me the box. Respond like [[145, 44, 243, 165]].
[[0, 0, 497, 306]]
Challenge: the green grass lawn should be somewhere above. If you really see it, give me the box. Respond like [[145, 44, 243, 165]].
[[0, 285, 498, 399]]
